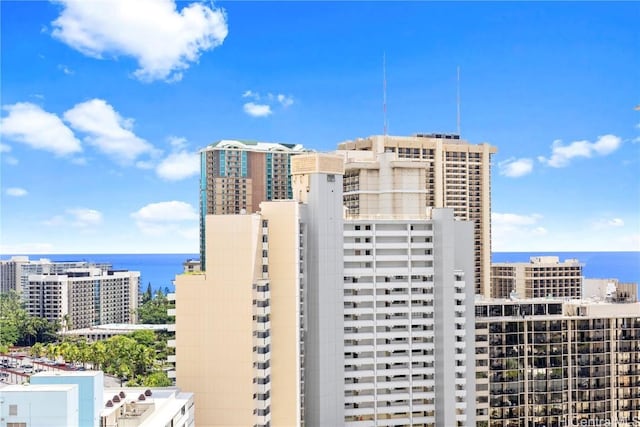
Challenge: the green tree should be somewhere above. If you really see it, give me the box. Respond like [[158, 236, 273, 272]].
[[137, 293, 172, 324], [142, 371, 172, 387], [142, 283, 153, 304], [0, 291, 23, 346]]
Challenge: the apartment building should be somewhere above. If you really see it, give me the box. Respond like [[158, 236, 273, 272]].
[[24, 268, 139, 329], [0, 256, 110, 294], [475, 298, 640, 427], [337, 133, 497, 297], [174, 153, 344, 427], [198, 139, 307, 268], [491, 256, 583, 299], [343, 208, 476, 427]]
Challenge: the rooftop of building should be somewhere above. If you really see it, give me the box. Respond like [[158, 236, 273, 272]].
[[1, 383, 78, 393], [101, 387, 191, 425], [202, 139, 307, 153], [492, 255, 583, 267], [60, 323, 170, 335]]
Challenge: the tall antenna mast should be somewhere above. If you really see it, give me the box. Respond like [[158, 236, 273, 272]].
[[456, 66, 461, 136], [383, 52, 388, 136]]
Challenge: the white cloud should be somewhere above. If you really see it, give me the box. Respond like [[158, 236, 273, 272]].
[[51, 0, 228, 82], [492, 212, 542, 226], [241, 90, 294, 116], [277, 94, 294, 107], [131, 201, 197, 236], [156, 151, 199, 180], [0, 143, 11, 153], [58, 64, 74, 75], [168, 136, 187, 150], [6, 187, 28, 197], [0, 242, 54, 254], [4, 157, 18, 165], [243, 102, 272, 117], [538, 134, 622, 167], [43, 208, 103, 228], [1, 102, 82, 156], [492, 212, 548, 251], [498, 157, 533, 178], [64, 99, 157, 164], [68, 208, 103, 227], [593, 217, 625, 229]]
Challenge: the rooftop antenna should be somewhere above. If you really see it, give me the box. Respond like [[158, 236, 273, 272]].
[[456, 65, 461, 136], [383, 52, 388, 136]]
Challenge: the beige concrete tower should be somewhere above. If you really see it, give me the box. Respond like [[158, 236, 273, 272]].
[[337, 133, 497, 297], [174, 153, 345, 427]]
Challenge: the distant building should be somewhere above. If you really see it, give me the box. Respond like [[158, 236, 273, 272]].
[[475, 298, 640, 427], [198, 139, 307, 269], [0, 256, 110, 294], [491, 256, 583, 299], [24, 267, 139, 329], [1, 371, 194, 427], [337, 133, 497, 297], [583, 278, 638, 303], [182, 259, 201, 273], [59, 323, 171, 342]]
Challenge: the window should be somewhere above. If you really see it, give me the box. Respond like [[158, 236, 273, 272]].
[[327, 174, 335, 182], [9, 405, 18, 416]]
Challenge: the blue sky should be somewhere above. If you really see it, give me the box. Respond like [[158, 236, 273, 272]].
[[1, 1, 638, 254]]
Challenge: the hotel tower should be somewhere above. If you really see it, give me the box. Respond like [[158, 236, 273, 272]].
[[337, 133, 497, 297]]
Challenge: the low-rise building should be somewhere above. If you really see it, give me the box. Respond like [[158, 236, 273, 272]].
[[490, 256, 583, 299]]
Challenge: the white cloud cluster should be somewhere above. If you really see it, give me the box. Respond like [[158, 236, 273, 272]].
[[593, 217, 625, 229], [156, 151, 199, 180], [498, 157, 533, 177], [241, 90, 294, 117], [1, 102, 82, 156], [154, 136, 200, 181], [51, 0, 228, 82], [492, 212, 548, 251], [5, 187, 28, 197], [44, 208, 103, 228], [243, 102, 272, 117], [131, 201, 198, 237], [64, 99, 157, 164], [538, 134, 622, 167], [1, 99, 156, 166]]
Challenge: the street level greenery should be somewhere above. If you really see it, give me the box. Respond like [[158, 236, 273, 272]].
[[29, 330, 172, 387], [0, 291, 58, 351]]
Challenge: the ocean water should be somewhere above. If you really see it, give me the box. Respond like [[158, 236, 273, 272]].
[[6, 251, 639, 294]]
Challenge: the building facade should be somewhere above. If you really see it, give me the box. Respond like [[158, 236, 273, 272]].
[[174, 153, 344, 427], [198, 139, 307, 268], [491, 256, 583, 299], [24, 268, 139, 329], [337, 133, 497, 297], [475, 298, 640, 427], [342, 209, 476, 427]]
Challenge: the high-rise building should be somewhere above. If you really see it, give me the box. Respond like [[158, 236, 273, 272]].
[[174, 153, 344, 427], [24, 267, 139, 329], [337, 133, 497, 297], [474, 298, 640, 427], [342, 208, 476, 427], [491, 256, 583, 299], [198, 139, 307, 268]]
